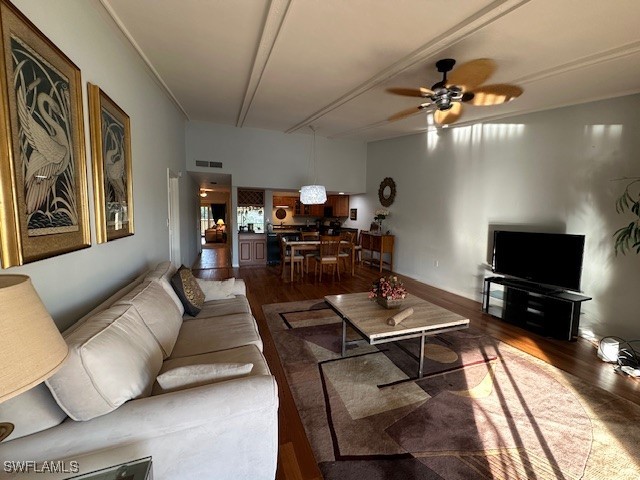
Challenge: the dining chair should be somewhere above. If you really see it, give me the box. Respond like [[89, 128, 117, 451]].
[[314, 235, 341, 281], [352, 229, 362, 264], [339, 231, 354, 274], [301, 231, 320, 273], [280, 236, 303, 280]]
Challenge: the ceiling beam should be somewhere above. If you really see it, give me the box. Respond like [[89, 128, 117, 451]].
[[99, 0, 190, 120], [236, 0, 292, 127], [284, 0, 532, 135], [512, 40, 640, 86]]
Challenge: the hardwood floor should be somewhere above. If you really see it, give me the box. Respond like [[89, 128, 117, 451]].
[[193, 248, 640, 480], [192, 244, 232, 270]]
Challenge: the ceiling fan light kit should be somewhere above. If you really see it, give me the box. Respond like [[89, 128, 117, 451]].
[[387, 57, 523, 126]]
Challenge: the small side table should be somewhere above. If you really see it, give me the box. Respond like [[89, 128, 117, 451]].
[[361, 232, 394, 273], [66, 457, 152, 480]]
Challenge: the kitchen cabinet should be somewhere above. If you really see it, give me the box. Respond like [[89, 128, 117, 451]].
[[328, 195, 349, 217], [239, 234, 266, 266], [294, 199, 323, 216], [294, 199, 309, 216], [273, 196, 296, 209], [293, 195, 349, 217], [310, 204, 324, 217]]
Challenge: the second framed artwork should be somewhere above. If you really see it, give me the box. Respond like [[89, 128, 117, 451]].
[[88, 83, 134, 243]]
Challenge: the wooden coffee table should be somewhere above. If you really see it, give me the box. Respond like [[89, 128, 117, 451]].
[[324, 292, 469, 378]]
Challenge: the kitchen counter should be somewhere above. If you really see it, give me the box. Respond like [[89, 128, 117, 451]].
[[271, 225, 317, 232], [238, 233, 266, 266]]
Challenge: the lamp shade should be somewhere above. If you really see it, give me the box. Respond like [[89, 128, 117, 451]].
[[0, 275, 68, 403], [300, 185, 327, 205], [216, 218, 225, 226]]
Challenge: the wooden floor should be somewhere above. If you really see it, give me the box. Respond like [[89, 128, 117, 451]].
[[193, 246, 640, 480]]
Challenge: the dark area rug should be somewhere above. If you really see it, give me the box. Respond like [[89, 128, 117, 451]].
[[263, 299, 640, 480]]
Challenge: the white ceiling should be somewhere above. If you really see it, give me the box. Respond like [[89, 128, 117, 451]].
[[102, 0, 640, 142]]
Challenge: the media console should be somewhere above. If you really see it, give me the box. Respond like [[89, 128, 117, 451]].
[[482, 276, 592, 341]]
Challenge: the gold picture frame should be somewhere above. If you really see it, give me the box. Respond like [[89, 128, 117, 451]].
[[0, 0, 90, 267], [88, 83, 134, 243]]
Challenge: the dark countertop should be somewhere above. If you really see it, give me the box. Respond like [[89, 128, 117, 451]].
[[272, 225, 317, 231]]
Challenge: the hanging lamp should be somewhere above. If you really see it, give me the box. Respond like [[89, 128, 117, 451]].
[[299, 126, 327, 205]]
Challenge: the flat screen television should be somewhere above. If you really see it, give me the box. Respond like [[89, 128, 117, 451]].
[[492, 231, 585, 291]]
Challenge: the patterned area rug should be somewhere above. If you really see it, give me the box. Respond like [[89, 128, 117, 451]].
[[263, 299, 640, 480]]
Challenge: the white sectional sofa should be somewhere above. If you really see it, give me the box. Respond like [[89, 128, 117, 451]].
[[0, 262, 278, 479]]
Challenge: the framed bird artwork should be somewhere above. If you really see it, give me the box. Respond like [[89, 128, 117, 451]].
[[0, 0, 90, 267], [88, 83, 134, 243]]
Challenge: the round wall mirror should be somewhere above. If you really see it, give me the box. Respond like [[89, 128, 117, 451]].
[[378, 177, 396, 207], [275, 208, 287, 220]]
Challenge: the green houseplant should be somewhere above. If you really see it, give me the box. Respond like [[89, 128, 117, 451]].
[[614, 176, 640, 255]]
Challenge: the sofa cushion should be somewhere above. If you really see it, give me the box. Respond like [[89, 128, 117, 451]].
[[63, 271, 147, 336], [195, 278, 237, 301], [155, 363, 253, 394], [114, 281, 182, 358], [153, 345, 270, 395], [0, 384, 67, 441], [169, 313, 263, 359], [144, 261, 185, 315], [185, 296, 251, 320], [170, 266, 205, 316], [46, 305, 163, 421]]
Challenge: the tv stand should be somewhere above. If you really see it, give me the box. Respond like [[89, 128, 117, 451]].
[[482, 276, 592, 341]]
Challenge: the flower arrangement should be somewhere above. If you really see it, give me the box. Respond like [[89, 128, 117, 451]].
[[374, 208, 390, 222], [369, 275, 407, 301]]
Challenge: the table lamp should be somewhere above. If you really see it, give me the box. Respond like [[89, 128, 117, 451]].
[[0, 275, 69, 441]]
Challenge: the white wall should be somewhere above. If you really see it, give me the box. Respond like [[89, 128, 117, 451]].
[[7, 0, 195, 330], [186, 122, 367, 193], [340, 194, 373, 232], [186, 121, 367, 265], [367, 94, 640, 340]]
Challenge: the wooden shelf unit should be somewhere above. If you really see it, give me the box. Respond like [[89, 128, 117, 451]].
[[361, 232, 394, 273]]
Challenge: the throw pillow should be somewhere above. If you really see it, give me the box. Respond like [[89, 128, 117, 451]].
[[170, 265, 205, 316], [155, 363, 254, 393], [195, 277, 237, 301]]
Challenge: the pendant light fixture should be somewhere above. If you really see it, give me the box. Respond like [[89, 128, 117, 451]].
[[300, 126, 327, 205]]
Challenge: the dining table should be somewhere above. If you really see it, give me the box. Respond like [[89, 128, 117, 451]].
[[282, 238, 355, 282]]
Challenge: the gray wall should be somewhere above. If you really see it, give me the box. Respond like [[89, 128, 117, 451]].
[[367, 94, 640, 340], [7, 0, 196, 330]]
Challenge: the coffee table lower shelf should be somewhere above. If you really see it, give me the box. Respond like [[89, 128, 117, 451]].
[[339, 317, 468, 378], [324, 292, 470, 379]]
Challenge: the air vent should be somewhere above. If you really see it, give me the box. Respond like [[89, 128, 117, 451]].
[[195, 160, 223, 169]]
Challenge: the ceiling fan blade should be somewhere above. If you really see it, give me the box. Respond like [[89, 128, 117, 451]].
[[447, 58, 496, 92], [388, 103, 431, 122], [386, 87, 434, 97], [469, 84, 523, 106], [434, 102, 462, 125]]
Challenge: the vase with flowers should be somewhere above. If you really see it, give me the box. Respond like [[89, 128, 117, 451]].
[[369, 275, 407, 309], [373, 208, 389, 232], [374, 208, 389, 224]]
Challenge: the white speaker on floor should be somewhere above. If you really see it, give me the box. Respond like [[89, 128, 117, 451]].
[[597, 338, 619, 363]]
